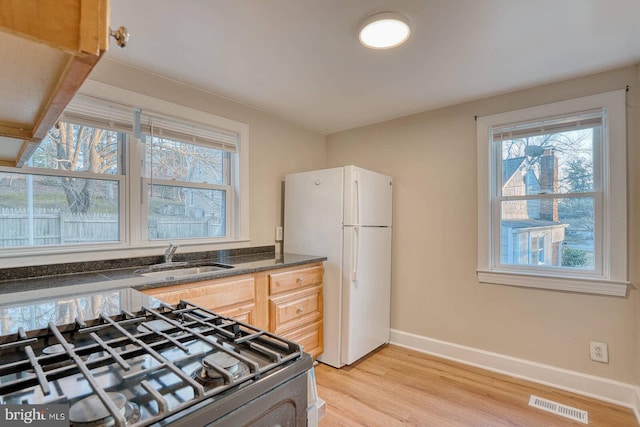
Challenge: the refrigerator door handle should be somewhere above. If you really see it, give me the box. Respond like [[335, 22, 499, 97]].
[[352, 226, 359, 281], [354, 171, 360, 226]]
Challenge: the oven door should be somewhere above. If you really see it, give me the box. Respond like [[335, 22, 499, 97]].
[[211, 372, 307, 426], [162, 365, 311, 426]]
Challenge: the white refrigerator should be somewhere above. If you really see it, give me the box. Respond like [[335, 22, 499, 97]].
[[284, 165, 392, 368]]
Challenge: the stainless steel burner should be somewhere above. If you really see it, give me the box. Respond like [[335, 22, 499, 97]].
[[203, 352, 241, 378], [192, 352, 250, 386], [42, 343, 74, 355], [69, 392, 140, 427]]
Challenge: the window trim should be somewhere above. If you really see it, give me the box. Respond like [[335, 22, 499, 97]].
[[476, 90, 628, 296]]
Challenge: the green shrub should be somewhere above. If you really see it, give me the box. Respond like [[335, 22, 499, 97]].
[[562, 247, 588, 267]]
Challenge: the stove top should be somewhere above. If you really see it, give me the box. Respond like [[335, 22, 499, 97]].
[[0, 288, 311, 426]]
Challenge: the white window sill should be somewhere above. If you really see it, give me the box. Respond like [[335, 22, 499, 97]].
[[476, 269, 629, 297]]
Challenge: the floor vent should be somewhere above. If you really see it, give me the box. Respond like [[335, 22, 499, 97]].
[[528, 395, 589, 424]]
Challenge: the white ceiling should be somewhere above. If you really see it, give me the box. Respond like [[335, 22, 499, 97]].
[[107, 0, 640, 135]]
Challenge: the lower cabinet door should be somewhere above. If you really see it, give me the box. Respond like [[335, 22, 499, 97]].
[[281, 320, 323, 359]]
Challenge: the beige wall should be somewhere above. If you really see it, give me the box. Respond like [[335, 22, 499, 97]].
[[327, 65, 640, 383], [90, 59, 639, 383], [89, 59, 327, 247]]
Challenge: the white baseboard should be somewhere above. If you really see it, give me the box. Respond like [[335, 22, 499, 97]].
[[390, 329, 640, 424], [632, 386, 640, 424]]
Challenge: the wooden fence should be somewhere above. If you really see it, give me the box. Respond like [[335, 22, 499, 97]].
[[149, 217, 223, 239], [0, 208, 118, 246], [0, 208, 222, 246]]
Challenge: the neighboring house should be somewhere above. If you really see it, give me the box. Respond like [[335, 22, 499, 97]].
[[500, 149, 567, 266]]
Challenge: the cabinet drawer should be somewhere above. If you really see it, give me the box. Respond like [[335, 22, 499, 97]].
[[142, 277, 255, 308], [215, 302, 256, 325], [269, 285, 322, 334], [269, 265, 323, 295], [281, 320, 323, 359]]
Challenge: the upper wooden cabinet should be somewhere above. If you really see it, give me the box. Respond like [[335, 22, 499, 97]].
[[0, 0, 111, 167]]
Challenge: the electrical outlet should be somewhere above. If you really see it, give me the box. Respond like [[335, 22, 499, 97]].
[[590, 341, 608, 363], [275, 226, 283, 241]]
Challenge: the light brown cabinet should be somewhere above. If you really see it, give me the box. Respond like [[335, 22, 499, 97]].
[[141, 262, 324, 358], [268, 265, 323, 358], [141, 274, 262, 328], [0, 0, 111, 167]]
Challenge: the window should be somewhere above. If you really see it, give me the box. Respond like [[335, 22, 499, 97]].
[[0, 123, 124, 247], [0, 82, 249, 254], [476, 90, 628, 296], [143, 135, 231, 240]]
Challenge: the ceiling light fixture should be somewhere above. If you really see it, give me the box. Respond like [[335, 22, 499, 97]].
[[358, 12, 411, 49]]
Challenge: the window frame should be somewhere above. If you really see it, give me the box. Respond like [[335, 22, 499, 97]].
[[493, 120, 601, 274], [0, 165, 127, 246], [0, 81, 250, 263], [141, 134, 234, 241], [141, 178, 233, 240], [476, 90, 628, 296], [89, 80, 250, 247]]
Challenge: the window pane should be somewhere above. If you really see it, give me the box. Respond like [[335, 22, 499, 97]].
[[31, 122, 121, 174], [0, 173, 120, 247], [148, 184, 226, 239], [500, 128, 596, 196], [500, 197, 594, 269], [558, 196, 595, 269], [144, 136, 225, 184]]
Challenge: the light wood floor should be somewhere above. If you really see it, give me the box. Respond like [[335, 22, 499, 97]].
[[314, 345, 638, 426]]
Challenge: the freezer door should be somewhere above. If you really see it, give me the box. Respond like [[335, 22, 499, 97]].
[[341, 226, 392, 366], [343, 166, 393, 227]]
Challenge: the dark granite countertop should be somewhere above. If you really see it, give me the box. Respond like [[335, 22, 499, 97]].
[[0, 246, 326, 301]]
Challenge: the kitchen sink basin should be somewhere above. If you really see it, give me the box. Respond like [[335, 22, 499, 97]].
[[134, 261, 234, 279]]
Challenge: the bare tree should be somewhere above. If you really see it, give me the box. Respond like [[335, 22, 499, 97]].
[[501, 129, 593, 192], [38, 122, 119, 214], [146, 136, 224, 204]]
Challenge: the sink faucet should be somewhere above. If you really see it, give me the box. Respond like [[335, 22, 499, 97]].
[[165, 243, 179, 263]]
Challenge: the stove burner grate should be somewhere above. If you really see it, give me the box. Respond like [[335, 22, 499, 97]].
[[0, 298, 306, 426]]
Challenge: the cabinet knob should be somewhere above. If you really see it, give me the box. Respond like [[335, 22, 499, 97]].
[[110, 26, 130, 48], [296, 307, 304, 314], [296, 277, 304, 283]]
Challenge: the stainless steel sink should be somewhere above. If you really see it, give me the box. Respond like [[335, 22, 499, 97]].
[[134, 261, 234, 279]]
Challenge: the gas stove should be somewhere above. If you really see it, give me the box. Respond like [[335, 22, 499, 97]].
[[0, 287, 312, 426]]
